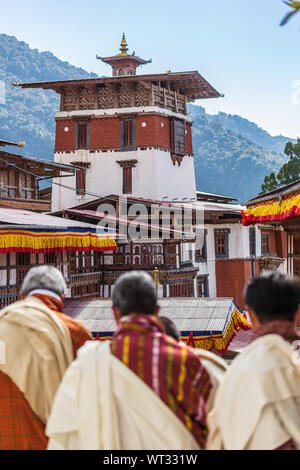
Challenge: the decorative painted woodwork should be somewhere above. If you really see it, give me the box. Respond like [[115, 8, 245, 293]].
[[79, 87, 97, 110], [135, 82, 151, 107], [59, 83, 188, 114], [98, 86, 115, 109], [119, 85, 133, 108]]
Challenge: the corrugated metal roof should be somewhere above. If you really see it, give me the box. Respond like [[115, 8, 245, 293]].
[[0, 206, 115, 230], [64, 298, 234, 333], [0, 150, 78, 173]]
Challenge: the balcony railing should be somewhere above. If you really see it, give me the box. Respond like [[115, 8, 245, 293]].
[[0, 292, 20, 308]]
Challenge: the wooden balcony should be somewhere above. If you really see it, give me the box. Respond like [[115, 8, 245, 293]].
[[0, 292, 20, 309], [0, 195, 51, 212], [69, 271, 103, 286]]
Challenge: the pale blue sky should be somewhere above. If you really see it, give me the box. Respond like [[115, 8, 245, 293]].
[[1, 0, 300, 138]]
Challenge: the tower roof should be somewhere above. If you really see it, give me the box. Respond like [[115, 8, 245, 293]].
[[15, 71, 222, 101], [96, 33, 152, 75], [118, 32, 129, 56]]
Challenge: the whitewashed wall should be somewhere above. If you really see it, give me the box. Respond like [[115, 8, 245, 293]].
[[194, 223, 254, 298], [52, 148, 196, 212]]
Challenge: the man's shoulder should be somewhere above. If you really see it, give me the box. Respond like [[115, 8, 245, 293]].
[[56, 313, 92, 345], [229, 334, 298, 379]]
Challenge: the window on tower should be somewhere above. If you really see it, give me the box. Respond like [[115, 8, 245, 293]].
[[170, 118, 186, 156], [71, 162, 90, 196], [120, 119, 136, 150], [117, 160, 137, 195], [123, 167, 132, 194], [76, 168, 86, 195], [76, 122, 90, 150]]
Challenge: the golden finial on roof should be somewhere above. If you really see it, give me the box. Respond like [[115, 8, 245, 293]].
[[119, 33, 129, 56]]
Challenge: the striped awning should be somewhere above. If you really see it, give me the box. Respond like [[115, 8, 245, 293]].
[[242, 190, 300, 226], [0, 228, 117, 253]]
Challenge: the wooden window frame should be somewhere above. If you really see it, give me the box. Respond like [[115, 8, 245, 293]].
[[197, 276, 209, 298], [249, 228, 256, 257], [76, 121, 90, 150], [261, 233, 269, 255], [120, 119, 136, 151], [117, 160, 137, 195], [44, 252, 56, 265], [215, 229, 230, 259], [170, 118, 186, 156], [76, 168, 86, 195], [17, 252, 31, 267], [195, 229, 207, 262], [123, 167, 132, 195]]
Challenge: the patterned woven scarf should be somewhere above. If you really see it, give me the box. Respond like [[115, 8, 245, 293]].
[[111, 314, 212, 449], [252, 320, 299, 344], [29, 293, 63, 314]]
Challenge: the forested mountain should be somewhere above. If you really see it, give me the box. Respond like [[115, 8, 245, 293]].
[[189, 105, 294, 155], [0, 34, 293, 201], [188, 105, 290, 201], [0, 34, 96, 158]]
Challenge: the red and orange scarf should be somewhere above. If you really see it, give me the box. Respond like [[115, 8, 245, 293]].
[[111, 314, 212, 449], [29, 293, 63, 314]]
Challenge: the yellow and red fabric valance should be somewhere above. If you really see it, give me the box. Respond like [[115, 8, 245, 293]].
[[0, 228, 117, 253], [181, 303, 252, 354], [242, 190, 300, 226]]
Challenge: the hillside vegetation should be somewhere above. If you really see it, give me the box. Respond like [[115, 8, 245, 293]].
[[0, 34, 293, 201]]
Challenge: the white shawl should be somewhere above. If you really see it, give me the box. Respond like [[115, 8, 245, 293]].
[[0, 296, 73, 423], [207, 334, 300, 450], [46, 340, 200, 450]]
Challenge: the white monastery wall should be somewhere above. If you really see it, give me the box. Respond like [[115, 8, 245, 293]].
[[52, 148, 197, 212]]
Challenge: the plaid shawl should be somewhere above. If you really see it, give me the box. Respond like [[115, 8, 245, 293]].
[[111, 314, 212, 449], [0, 294, 92, 450]]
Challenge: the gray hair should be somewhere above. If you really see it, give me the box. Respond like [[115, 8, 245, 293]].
[[22, 265, 67, 297], [112, 271, 157, 317]]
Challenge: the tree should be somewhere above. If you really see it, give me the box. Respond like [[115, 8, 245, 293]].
[[281, 1, 300, 26], [260, 139, 300, 194], [260, 172, 279, 195], [284, 138, 300, 157], [277, 157, 300, 185]]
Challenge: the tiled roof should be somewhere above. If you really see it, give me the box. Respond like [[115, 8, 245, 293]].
[[64, 298, 235, 334], [0, 205, 116, 230]]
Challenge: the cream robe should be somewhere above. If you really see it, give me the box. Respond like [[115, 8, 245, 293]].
[[0, 296, 73, 423], [193, 349, 227, 413], [207, 334, 300, 450], [46, 340, 200, 450]]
